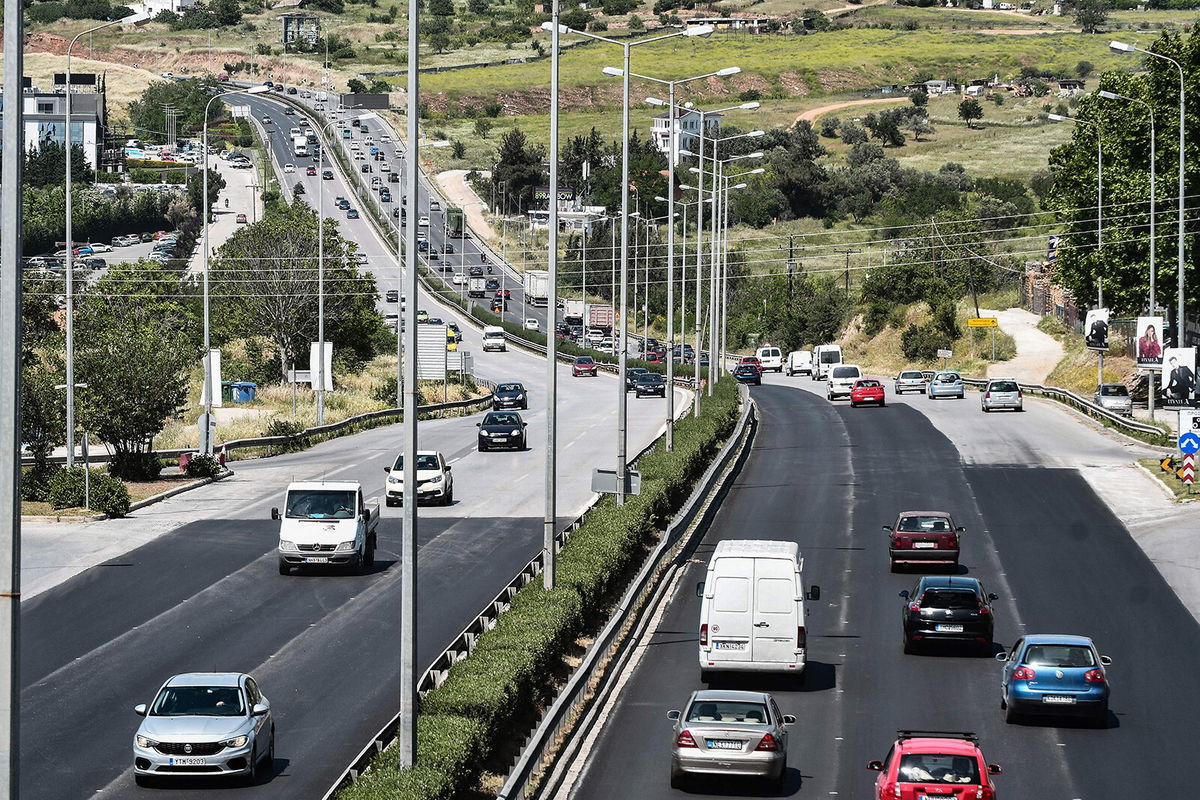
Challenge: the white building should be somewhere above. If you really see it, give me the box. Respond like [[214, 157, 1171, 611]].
[[649, 107, 722, 162], [129, 0, 196, 16], [1, 85, 107, 170]]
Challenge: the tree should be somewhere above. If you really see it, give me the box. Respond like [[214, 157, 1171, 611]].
[[347, 78, 369, 93], [840, 121, 868, 145], [429, 0, 453, 14], [24, 140, 94, 188], [908, 114, 934, 142], [467, 0, 488, 11], [187, 167, 226, 217], [958, 98, 984, 128], [1074, 0, 1109, 33], [127, 78, 219, 144], [492, 128, 545, 213], [429, 32, 451, 53], [1075, 60, 1095, 77], [451, 139, 467, 159], [369, 78, 392, 93], [909, 89, 929, 108], [474, 117, 494, 138], [628, 13, 644, 30], [210, 0, 242, 25]]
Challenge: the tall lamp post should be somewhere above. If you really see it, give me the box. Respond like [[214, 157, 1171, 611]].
[[200, 85, 269, 455], [63, 12, 149, 466], [541, 21, 714, 505], [718, 168, 762, 367], [1111, 40, 1187, 343], [1099, 88, 1159, 419]]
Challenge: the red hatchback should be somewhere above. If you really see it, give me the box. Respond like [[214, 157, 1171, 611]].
[[572, 356, 598, 377], [850, 378, 885, 407], [868, 731, 1001, 800], [883, 511, 963, 570]]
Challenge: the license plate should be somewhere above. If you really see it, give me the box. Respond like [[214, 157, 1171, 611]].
[[714, 641, 746, 651], [492, 437, 507, 443], [935, 624, 964, 633], [706, 739, 741, 750], [913, 542, 937, 549], [303, 557, 329, 563], [1042, 695, 1076, 705], [168, 757, 208, 766]]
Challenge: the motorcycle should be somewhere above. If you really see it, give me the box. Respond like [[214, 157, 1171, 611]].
[[486, 265, 493, 274]]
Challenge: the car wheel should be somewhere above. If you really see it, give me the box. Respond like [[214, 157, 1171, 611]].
[[364, 535, 376, 569], [903, 636, 916, 655], [246, 742, 260, 785], [982, 405, 990, 412], [1093, 702, 1109, 728], [1017, 404, 1025, 412], [880, 400, 886, 407], [443, 487, 453, 506], [850, 401, 857, 408], [278, 559, 290, 576], [700, 669, 715, 685], [1004, 697, 1020, 724], [670, 764, 687, 790], [265, 727, 275, 770], [385, 497, 397, 507]]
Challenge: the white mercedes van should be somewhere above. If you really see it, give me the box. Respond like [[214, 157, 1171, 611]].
[[755, 344, 784, 372], [696, 540, 820, 684], [785, 350, 813, 377], [812, 344, 843, 380]]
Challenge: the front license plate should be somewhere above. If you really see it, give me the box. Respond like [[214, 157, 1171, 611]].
[[714, 641, 746, 651], [303, 557, 329, 563], [492, 437, 507, 443], [1042, 695, 1076, 705], [913, 542, 937, 549], [935, 624, 964, 633], [168, 757, 208, 766], [706, 740, 741, 751]]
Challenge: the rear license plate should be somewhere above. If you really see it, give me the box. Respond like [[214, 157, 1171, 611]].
[[168, 757, 208, 766], [706, 740, 741, 750], [913, 542, 937, 549], [303, 557, 329, 563], [714, 641, 746, 651], [935, 624, 964, 633], [1042, 695, 1076, 705]]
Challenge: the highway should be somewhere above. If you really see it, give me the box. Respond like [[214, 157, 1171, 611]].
[[566, 375, 1198, 798], [19, 91, 688, 798]]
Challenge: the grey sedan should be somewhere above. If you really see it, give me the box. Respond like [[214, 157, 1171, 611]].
[[133, 672, 274, 786], [894, 369, 926, 394], [668, 689, 794, 791]]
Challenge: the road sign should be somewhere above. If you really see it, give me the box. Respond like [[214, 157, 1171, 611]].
[[936, 349, 953, 359], [967, 318, 998, 327], [1182, 453, 1196, 485], [1179, 431, 1200, 455], [591, 468, 642, 495], [1161, 456, 1175, 473]]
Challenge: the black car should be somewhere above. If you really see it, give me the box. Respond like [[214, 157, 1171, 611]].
[[733, 364, 762, 385], [393, 207, 405, 219], [361, 164, 372, 173], [347, 209, 359, 219], [443, 242, 456, 254], [476, 410, 527, 451], [468, 266, 484, 277], [900, 576, 997, 655], [634, 372, 667, 397], [492, 381, 528, 410], [625, 367, 649, 391], [294, 183, 306, 195], [385, 289, 399, 303], [322, 169, 334, 180], [388, 172, 400, 183]]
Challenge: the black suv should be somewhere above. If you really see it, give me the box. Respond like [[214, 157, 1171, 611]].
[[899, 576, 997, 655], [624, 367, 648, 391], [634, 372, 666, 398]]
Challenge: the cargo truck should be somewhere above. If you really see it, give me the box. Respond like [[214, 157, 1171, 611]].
[[444, 206, 465, 238], [468, 277, 487, 298], [563, 299, 585, 325], [523, 269, 549, 307], [291, 135, 308, 157], [273, 480, 378, 575], [587, 304, 615, 331]]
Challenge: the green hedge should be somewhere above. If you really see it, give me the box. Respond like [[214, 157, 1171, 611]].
[[336, 377, 741, 800]]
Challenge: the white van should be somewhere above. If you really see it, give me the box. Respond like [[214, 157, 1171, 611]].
[[785, 350, 813, 377], [696, 540, 820, 683], [827, 363, 862, 400], [482, 325, 507, 352], [755, 344, 783, 372], [811, 344, 843, 380]]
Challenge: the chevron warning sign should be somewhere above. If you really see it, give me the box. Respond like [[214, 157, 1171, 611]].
[[1182, 453, 1195, 486], [1161, 456, 1175, 473]]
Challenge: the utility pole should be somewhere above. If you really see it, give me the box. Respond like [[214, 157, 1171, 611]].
[[787, 234, 795, 300], [835, 248, 862, 298]]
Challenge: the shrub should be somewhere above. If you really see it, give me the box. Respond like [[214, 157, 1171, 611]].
[[265, 417, 306, 438], [90, 475, 132, 517], [22, 464, 59, 502], [47, 468, 130, 516], [184, 453, 223, 479], [900, 322, 953, 360], [109, 452, 164, 482]]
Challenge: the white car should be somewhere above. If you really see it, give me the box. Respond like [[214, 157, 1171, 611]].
[[524, 318, 539, 331], [384, 450, 453, 506], [86, 242, 113, 253], [380, 135, 392, 143], [418, 216, 430, 227], [452, 273, 467, 285], [349, 142, 361, 151], [284, 164, 295, 173], [380, 163, 391, 172]]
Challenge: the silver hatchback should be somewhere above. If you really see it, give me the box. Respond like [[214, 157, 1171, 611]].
[[982, 378, 1023, 412], [894, 369, 926, 394], [668, 689, 794, 791], [133, 672, 274, 786]]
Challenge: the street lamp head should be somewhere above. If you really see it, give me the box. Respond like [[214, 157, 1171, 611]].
[[747, 151, 764, 159], [746, 130, 765, 137], [654, 195, 669, 202], [1047, 113, 1068, 122], [1097, 90, 1122, 100], [646, 96, 666, 106], [602, 66, 624, 77], [118, 11, 151, 24], [1109, 40, 1135, 53], [747, 167, 765, 174], [679, 183, 696, 191], [542, 21, 570, 34], [685, 24, 715, 37], [688, 166, 701, 174], [716, 67, 741, 77], [739, 101, 761, 110], [731, 183, 747, 190], [678, 148, 695, 157]]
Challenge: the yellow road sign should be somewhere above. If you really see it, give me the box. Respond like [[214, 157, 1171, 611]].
[[1162, 456, 1175, 473], [968, 318, 998, 327]]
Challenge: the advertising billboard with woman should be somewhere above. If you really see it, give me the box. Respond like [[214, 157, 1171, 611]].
[[1137, 316, 1164, 368]]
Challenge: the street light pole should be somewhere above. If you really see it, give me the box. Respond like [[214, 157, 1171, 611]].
[[544, 0, 561, 588]]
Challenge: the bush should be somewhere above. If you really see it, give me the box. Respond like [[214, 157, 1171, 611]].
[[47, 467, 130, 516], [184, 453, 223, 479], [265, 417, 306, 438], [90, 475, 132, 517], [900, 322, 953, 360], [109, 452, 164, 482], [22, 464, 59, 502]]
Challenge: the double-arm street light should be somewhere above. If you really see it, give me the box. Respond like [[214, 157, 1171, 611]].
[[718, 167, 763, 368], [200, 85, 270, 455], [63, 12, 149, 466], [1111, 40, 1188, 342], [541, 20, 713, 505]]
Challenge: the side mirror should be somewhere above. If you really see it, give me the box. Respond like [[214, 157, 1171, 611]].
[[1100, 655, 1112, 665], [383, 466, 390, 473], [956, 526, 966, 533], [867, 760, 884, 771], [445, 465, 451, 471], [782, 714, 797, 725], [251, 703, 269, 717], [666, 710, 680, 721], [695, 581, 705, 598], [881, 525, 893, 532], [522, 422, 528, 428], [987, 593, 998, 601], [476, 422, 482, 428], [994, 652, 1008, 662], [271, 507, 280, 520], [987, 764, 1002, 775], [806, 585, 821, 602], [134, 704, 147, 717], [899, 590, 910, 600]]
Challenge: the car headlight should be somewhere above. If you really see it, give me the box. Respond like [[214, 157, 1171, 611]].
[[136, 735, 158, 748], [221, 735, 249, 748], [428, 475, 442, 484], [279, 540, 296, 551], [335, 540, 357, 552], [387, 475, 401, 484], [510, 429, 521, 436], [480, 430, 492, 437]]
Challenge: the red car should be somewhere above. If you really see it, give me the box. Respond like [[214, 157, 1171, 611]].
[[644, 350, 662, 364], [738, 355, 761, 368], [306, 165, 317, 176], [850, 378, 885, 407], [883, 511, 963, 570], [868, 731, 1000, 800], [572, 356, 598, 377]]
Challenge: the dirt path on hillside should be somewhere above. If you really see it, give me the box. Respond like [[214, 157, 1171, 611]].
[[797, 97, 909, 124], [435, 170, 497, 240], [983, 307, 1064, 383]]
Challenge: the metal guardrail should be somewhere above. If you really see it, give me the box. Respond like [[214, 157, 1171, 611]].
[[960, 377, 1167, 439], [500, 387, 756, 800], [320, 391, 703, 800]]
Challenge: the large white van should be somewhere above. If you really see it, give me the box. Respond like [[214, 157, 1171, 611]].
[[482, 326, 507, 352], [696, 540, 820, 684], [811, 344, 843, 380], [785, 350, 813, 377], [827, 363, 863, 400], [755, 344, 783, 372]]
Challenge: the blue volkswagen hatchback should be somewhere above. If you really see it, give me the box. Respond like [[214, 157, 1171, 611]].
[[997, 634, 1111, 726], [927, 370, 965, 399]]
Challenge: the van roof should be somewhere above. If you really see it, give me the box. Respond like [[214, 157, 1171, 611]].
[[483, 326, 505, 334], [712, 539, 799, 559]]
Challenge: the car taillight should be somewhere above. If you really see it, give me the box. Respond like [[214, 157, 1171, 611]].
[[979, 605, 990, 615], [755, 733, 780, 752], [700, 624, 708, 647], [1012, 666, 1036, 680], [985, 392, 991, 399], [909, 603, 920, 612], [1084, 668, 1106, 683], [676, 730, 697, 748], [797, 626, 806, 649]]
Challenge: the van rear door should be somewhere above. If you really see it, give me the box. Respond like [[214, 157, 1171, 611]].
[[707, 558, 754, 662], [752, 557, 798, 665]]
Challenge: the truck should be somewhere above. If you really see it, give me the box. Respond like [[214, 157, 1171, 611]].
[[563, 299, 585, 325], [444, 206, 465, 238], [272, 480, 378, 575], [482, 325, 507, 351], [468, 277, 487, 298], [587, 304, 614, 331], [291, 135, 308, 158], [523, 269, 549, 307]]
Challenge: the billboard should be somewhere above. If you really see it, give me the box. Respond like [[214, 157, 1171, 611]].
[[1083, 308, 1109, 352], [1136, 316, 1164, 369], [1162, 347, 1197, 408]]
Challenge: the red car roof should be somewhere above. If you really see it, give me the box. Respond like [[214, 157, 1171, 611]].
[[896, 737, 981, 757]]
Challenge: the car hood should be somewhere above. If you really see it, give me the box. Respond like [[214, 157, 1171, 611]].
[[495, 390, 524, 399], [481, 423, 523, 434], [139, 716, 249, 739], [389, 467, 443, 482]]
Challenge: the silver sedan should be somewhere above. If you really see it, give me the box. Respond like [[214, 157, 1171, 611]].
[[668, 689, 794, 791]]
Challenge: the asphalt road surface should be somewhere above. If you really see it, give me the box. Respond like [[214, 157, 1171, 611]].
[[567, 376, 1199, 798]]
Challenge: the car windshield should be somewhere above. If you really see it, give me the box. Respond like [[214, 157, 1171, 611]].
[[686, 700, 769, 724], [1023, 644, 1097, 668], [898, 515, 953, 532], [900, 371, 923, 379], [820, 351, 841, 364], [937, 373, 961, 383], [897, 753, 980, 784], [920, 589, 981, 609], [856, 380, 881, 388], [497, 384, 523, 393], [485, 413, 520, 426], [391, 454, 440, 471], [151, 685, 245, 717], [832, 367, 859, 378], [285, 489, 356, 519], [1099, 385, 1128, 397], [576, 357, 594, 365], [989, 381, 1019, 392], [639, 374, 664, 383]]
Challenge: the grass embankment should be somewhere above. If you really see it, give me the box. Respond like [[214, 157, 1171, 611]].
[[1138, 458, 1197, 501], [1036, 315, 1134, 394], [336, 379, 742, 800]]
